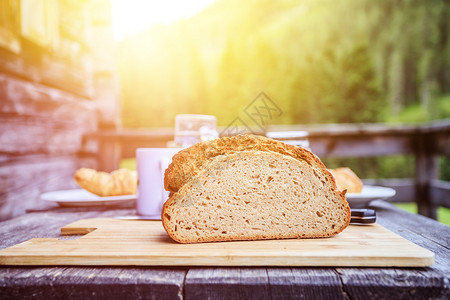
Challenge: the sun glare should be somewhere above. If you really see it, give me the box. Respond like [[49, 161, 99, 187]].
[[111, 0, 216, 41]]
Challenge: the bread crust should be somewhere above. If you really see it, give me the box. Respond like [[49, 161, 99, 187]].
[[165, 134, 331, 193]]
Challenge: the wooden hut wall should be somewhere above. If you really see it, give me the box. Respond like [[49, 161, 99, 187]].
[[0, 0, 117, 220]]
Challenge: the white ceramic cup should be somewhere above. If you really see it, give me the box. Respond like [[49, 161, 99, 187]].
[[136, 148, 181, 217]]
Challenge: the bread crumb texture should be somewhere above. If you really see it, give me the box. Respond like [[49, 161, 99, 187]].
[[162, 148, 350, 244]]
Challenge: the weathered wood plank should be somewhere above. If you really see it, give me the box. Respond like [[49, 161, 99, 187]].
[[337, 268, 449, 300], [0, 74, 97, 155], [0, 40, 92, 98], [0, 116, 95, 155], [267, 123, 421, 136], [87, 121, 450, 161], [0, 155, 97, 221], [267, 268, 346, 300], [98, 140, 121, 172], [0, 73, 94, 117], [431, 179, 450, 208], [414, 132, 439, 219], [185, 268, 271, 299], [362, 178, 416, 203], [309, 134, 414, 157], [85, 128, 173, 171], [0, 266, 186, 300], [185, 265, 448, 300], [357, 178, 450, 208], [185, 267, 349, 300], [433, 131, 450, 156]]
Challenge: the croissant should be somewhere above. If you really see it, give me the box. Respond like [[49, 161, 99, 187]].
[[328, 167, 363, 193], [74, 168, 138, 196]]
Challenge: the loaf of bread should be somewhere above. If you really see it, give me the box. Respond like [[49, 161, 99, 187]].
[[328, 167, 363, 193], [162, 135, 350, 243], [74, 168, 137, 196]]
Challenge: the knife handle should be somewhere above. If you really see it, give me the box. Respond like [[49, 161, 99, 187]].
[[350, 209, 376, 224]]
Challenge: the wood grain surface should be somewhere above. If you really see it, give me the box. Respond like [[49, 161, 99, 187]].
[[0, 155, 97, 220], [0, 217, 434, 267], [0, 201, 448, 300]]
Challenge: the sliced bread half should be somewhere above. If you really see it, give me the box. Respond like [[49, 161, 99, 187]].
[[162, 150, 350, 243]]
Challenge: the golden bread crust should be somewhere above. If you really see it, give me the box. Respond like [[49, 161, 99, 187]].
[[165, 134, 329, 193]]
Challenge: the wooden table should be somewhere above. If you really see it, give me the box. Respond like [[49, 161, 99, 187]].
[[0, 200, 448, 299]]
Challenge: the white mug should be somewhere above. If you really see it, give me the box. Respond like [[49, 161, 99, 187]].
[[136, 148, 181, 217]]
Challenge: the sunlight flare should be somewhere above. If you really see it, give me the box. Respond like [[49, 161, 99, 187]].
[[111, 0, 215, 40]]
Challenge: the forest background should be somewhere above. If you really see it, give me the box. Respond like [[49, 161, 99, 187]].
[[117, 0, 449, 181], [118, 0, 449, 127]]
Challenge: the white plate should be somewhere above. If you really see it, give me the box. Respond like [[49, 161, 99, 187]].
[[346, 186, 396, 208], [40, 189, 136, 207]]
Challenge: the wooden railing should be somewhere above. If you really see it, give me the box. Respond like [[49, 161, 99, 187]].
[[83, 120, 450, 220]]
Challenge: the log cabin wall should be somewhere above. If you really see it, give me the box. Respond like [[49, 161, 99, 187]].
[[0, 0, 118, 220]]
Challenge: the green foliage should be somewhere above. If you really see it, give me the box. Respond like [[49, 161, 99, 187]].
[[387, 93, 450, 124], [117, 0, 449, 128], [438, 206, 450, 226], [393, 203, 417, 214], [393, 203, 450, 226], [117, 1, 450, 224], [440, 157, 450, 182], [322, 155, 415, 179], [323, 153, 450, 181], [119, 158, 136, 170], [437, 95, 450, 119], [388, 104, 430, 123]]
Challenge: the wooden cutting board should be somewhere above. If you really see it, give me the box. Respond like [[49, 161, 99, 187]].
[[0, 218, 434, 267]]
